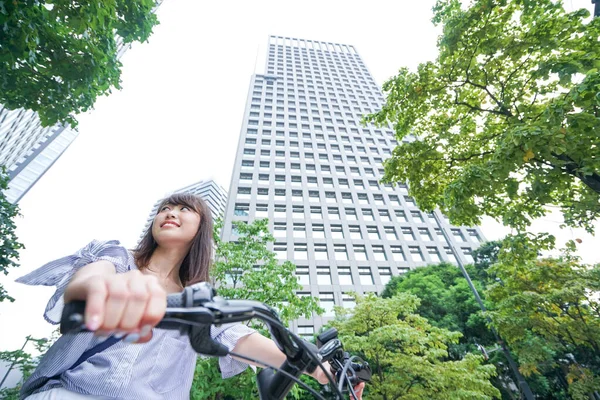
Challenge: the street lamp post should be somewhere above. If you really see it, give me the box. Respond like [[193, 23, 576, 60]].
[[432, 211, 535, 400]]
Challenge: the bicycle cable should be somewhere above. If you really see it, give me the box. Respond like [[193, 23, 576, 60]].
[[228, 351, 326, 400]]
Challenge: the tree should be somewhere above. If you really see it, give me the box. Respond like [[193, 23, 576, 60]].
[[381, 262, 494, 360], [0, 0, 159, 127], [486, 239, 600, 399], [330, 292, 500, 400], [0, 167, 24, 303], [0, 332, 58, 400], [366, 0, 600, 233], [190, 218, 322, 399]]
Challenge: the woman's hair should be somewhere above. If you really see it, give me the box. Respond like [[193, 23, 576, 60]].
[[134, 192, 214, 286]]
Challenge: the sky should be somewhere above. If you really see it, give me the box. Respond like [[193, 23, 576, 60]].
[[0, 0, 597, 353]]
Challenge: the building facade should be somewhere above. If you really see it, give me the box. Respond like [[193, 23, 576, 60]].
[[140, 179, 228, 238], [222, 35, 486, 335], [0, 1, 163, 204]]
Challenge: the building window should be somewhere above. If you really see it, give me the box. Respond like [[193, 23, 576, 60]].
[[428, 247, 442, 263], [349, 225, 362, 239], [362, 209, 374, 221], [274, 205, 286, 219], [342, 293, 356, 309], [395, 210, 408, 222], [345, 208, 357, 221], [294, 243, 308, 260], [467, 229, 481, 242], [391, 246, 405, 261], [237, 187, 251, 198], [373, 245, 387, 261], [367, 226, 380, 240], [452, 229, 466, 242], [293, 223, 306, 239], [319, 293, 335, 317], [317, 266, 332, 285], [310, 206, 322, 219], [274, 243, 287, 260], [292, 205, 304, 218], [435, 228, 448, 243], [379, 209, 392, 221], [445, 247, 459, 264], [358, 267, 374, 285], [328, 207, 340, 220], [314, 244, 328, 260], [409, 246, 425, 262], [379, 267, 392, 285], [402, 227, 415, 241], [354, 245, 368, 261], [338, 267, 353, 285], [334, 244, 348, 260], [234, 203, 249, 216], [273, 222, 286, 237], [312, 223, 325, 239], [384, 226, 397, 240], [295, 266, 310, 285], [292, 190, 303, 202], [255, 204, 268, 218], [331, 225, 344, 240]]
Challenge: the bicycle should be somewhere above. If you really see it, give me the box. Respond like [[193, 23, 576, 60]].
[[60, 282, 372, 400]]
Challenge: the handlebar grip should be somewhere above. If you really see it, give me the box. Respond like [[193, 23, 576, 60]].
[[60, 301, 86, 334], [166, 291, 185, 308]]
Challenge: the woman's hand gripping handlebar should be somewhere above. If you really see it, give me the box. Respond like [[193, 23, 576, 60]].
[[60, 282, 371, 400]]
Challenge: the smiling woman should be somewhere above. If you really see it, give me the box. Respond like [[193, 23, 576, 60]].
[[14, 192, 350, 399]]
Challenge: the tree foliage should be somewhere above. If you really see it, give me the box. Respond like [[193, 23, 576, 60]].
[[0, 167, 24, 303], [0, 0, 159, 127], [382, 262, 493, 360], [190, 218, 322, 399], [487, 238, 600, 399], [367, 0, 600, 233], [0, 333, 57, 400], [330, 292, 500, 400]]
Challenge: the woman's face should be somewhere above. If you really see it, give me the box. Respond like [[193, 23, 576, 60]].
[[152, 203, 201, 248]]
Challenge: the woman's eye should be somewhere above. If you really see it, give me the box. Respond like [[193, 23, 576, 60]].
[[160, 206, 170, 212], [180, 206, 190, 211]]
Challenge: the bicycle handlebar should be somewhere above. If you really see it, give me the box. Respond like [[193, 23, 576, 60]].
[[59, 282, 371, 400]]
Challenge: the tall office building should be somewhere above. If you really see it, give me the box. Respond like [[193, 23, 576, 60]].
[[140, 179, 228, 238], [222, 35, 486, 335], [0, 1, 163, 204]]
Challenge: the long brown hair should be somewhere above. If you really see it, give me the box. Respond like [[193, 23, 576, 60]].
[[134, 193, 214, 286]]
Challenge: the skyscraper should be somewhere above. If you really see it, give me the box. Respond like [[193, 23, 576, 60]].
[[222, 35, 486, 335], [0, 1, 164, 204], [140, 179, 228, 238]]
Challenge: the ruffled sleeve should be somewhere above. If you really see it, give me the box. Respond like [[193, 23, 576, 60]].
[[15, 240, 132, 325], [211, 323, 257, 378]]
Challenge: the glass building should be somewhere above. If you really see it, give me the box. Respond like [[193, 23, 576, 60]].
[[222, 35, 486, 334], [0, 1, 164, 204]]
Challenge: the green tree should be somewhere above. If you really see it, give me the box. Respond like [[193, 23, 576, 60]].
[[0, 332, 58, 399], [330, 292, 500, 400], [190, 218, 322, 400], [0, 0, 159, 127], [486, 239, 600, 399], [0, 167, 24, 303], [381, 262, 493, 360], [366, 0, 600, 233]]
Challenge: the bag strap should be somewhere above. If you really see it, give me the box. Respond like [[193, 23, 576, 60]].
[[69, 336, 120, 371], [50, 336, 120, 381]]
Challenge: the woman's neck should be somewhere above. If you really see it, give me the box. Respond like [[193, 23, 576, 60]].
[[146, 246, 188, 288]]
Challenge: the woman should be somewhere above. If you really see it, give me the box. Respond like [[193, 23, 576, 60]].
[[17, 193, 364, 399]]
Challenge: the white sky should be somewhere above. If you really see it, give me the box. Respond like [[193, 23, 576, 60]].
[[1, 0, 597, 352]]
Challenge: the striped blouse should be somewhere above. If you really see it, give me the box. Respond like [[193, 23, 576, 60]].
[[16, 240, 256, 399]]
